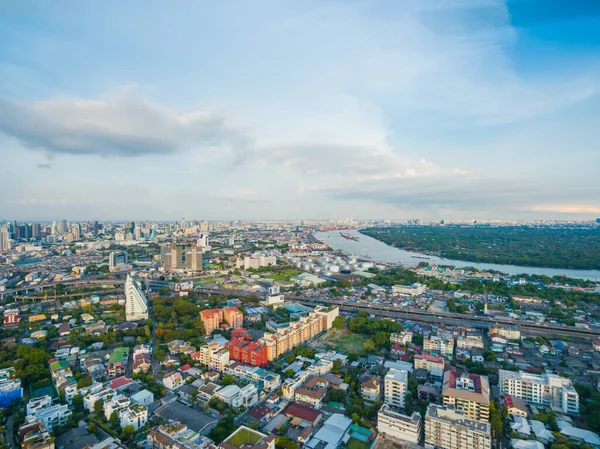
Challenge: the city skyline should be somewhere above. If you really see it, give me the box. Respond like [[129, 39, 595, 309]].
[[1, 1, 600, 220]]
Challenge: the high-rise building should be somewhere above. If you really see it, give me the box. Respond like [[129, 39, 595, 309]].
[[377, 404, 422, 445], [384, 369, 408, 409], [71, 224, 81, 241], [59, 220, 68, 235], [125, 275, 149, 321], [200, 309, 222, 336], [161, 243, 203, 271], [109, 251, 128, 271], [31, 223, 41, 239], [425, 405, 491, 449], [197, 233, 208, 247], [499, 370, 579, 415], [442, 371, 490, 422], [223, 307, 243, 329], [93, 221, 99, 235], [0, 230, 11, 251]]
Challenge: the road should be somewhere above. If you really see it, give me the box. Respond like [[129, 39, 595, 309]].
[[5, 415, 16, 449], [196, 286, 600, 338]]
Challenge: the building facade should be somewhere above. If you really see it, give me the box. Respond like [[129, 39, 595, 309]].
[[378, 404, 422, 445], [385, 369, 408, 409], [442, 371, 490, 422], [125, 275, 149, 321], [425, 405, 491, 449]]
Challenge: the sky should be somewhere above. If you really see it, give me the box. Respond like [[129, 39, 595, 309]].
[[1, 0, 599, 221]]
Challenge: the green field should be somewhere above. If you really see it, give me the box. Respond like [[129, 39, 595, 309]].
[[319, 329, 369, 354], [265, 269, 301, 281], [346, 438, 370, 449], [224, 428, 264, 448]]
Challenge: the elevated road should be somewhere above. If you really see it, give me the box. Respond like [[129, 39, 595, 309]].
[[288, 296, 600, 339], [194, 286, 600, 338], [2, 277, 124, 296]]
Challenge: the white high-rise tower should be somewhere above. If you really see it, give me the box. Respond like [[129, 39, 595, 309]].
[[125, 275, 149, 321]]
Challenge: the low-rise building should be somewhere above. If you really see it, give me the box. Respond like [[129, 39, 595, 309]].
[[361, 375, 381, 401]]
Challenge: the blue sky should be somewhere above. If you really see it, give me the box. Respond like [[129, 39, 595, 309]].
[[0, 0, 599, 221]]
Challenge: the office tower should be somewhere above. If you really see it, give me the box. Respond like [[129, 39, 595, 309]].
[[51, 221, 58, 236], [499, 370, 579, 415], [180, 218, 186, 229], [385, 369, 408, 409], [93, 221, 99, 235], [109, 251, 128, 271], [161, 243, 203, 271], [442, 371, 490, 422], [197, 233, 208, 247], [0, 230, 11, 251], [134, 226, 142, 240], [31, 223, 41, 239], [425, 405, 491, 449], [59, 220, 68, 235], [71, 224, 81, 241], [125, 275, 149, 321]]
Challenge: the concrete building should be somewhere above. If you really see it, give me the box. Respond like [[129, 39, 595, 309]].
[[392, 283, 427, 296], [361, 375, 381, 401], [424, 336, 454, 358], [414, 353, 445, 372], [442, 371, 490, 422], [163, 371, 184, 390], [125, 275, 149, 321], [377, 404, 422, 445], [236, 254, 277, 270], [490, 325, 521, 341], [223, 307, 243, 329], [119, 404, 148, 431], [385, 369, 408, 409], [425, 404, 491, 449], [200, 309, 222, 336], [109, 251, 128, 271], [161, 243, 203, 271], [3, 309, 20, 326], [259, 307, 339, 361], [33, 404, 72, 431], [197, 342, 230, 372], [499, 370, 579, 415], [215, 384, 258, 409], [390, 331, 413, 346]]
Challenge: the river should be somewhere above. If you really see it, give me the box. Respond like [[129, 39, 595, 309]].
[[315, 229, 600, 281]]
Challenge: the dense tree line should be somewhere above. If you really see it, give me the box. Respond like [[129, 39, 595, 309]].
[[361, 225, 600, 270]]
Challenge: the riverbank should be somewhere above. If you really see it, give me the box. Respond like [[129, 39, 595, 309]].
[[315, 230, 600, 281]]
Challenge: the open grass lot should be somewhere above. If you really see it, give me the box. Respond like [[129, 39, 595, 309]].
[[224, 428, 264, 448], [346, 438, 370, 449], [313, 328, 369, 354], [267, 268, 302, 281]]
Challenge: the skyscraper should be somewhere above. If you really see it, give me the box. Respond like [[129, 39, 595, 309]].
[[71, 224, 81, 241], [0, 230, 11, 251], [125, 275, 149, 321]]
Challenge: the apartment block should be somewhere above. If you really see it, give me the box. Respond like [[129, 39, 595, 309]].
[[223, 307, 243, 329], [442, 371, 490, 422], [390, 331, 413, 346], [378, 404, 422, 445], [424, 336, 454, 358], [197, 342, 230, 372], [259, 307, 338, 361], [425, 404, 491, 449], [414, 353, 445, 372], [499, 370, 579, 415], [385, 369, 408, 409]]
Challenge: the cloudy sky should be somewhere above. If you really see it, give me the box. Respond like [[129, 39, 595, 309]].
[[1, 0, 599, 221]]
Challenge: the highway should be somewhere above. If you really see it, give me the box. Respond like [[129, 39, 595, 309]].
[[195, 287, 600, 338]]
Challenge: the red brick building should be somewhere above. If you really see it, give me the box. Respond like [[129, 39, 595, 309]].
[[229, 329, 268, 368]]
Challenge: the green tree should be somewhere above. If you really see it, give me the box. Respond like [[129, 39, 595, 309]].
[[93, 399, 105, 418], [121, 425, 135, 440], [332, 316, 345, 329], [110, 411, 119, 428], [222, 375, 236, 386], [363, 339, 376, 353], [72, 394, 84, 413]]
